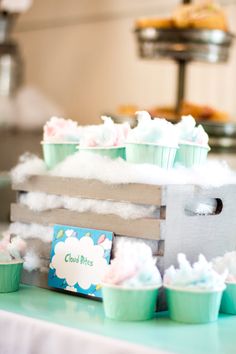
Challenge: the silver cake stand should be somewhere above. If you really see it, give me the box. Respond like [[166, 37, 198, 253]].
[[135, 27, 234, 114]]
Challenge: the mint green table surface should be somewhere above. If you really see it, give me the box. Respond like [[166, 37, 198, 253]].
[[0, 285, 235, 354]]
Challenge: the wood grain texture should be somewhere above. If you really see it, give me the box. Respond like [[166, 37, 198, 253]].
[[11, 204, 161, 240], [12, 175, 163, 205]]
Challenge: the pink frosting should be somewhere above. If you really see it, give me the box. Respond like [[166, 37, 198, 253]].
[[79, 117, 130, 147], [102, 258, 138, 285], [43, 116, 81, 142], [0, 232, 10, 252], [227, 274, 236, 283], [102, 242, 162, 287]]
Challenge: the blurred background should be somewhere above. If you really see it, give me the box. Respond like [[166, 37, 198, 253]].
[[13, 0, 236, 123], [0, 0, 236, 223]]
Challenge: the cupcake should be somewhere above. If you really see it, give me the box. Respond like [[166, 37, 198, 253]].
[[0, 233, 25, 293], [78, 116, 129, 160], [102, 241, 162, 321], [42, 116, 81, 169], [126, 111, 179, 168], [212, 252, 236, 315], [164, 253, 226, 324], [175, 115, 210, 167]]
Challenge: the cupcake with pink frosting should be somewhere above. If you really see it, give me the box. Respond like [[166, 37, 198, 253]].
[[43, 116, 81, 143], [42, 116, 81, 169], [174, 115, 210, 167], [102, 241, 162, 321], [78, 116, 130, 160], [0, 232, 26, 293]]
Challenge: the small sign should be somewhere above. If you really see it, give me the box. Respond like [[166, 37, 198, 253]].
[[48, 224, 113, 298]]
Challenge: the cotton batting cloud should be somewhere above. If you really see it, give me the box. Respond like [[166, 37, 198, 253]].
[[11, 152, 236, 188], [51, 236, 108, 289], [23, 250, 41, 272], [20, 191, 158, 220]]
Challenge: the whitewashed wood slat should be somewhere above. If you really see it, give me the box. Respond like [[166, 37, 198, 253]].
[[12, 175, 163, 206], [11, 204, 161, 240], [11, 179, 236, 308]]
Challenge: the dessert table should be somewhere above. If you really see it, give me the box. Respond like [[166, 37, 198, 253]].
[[0, 285, 235, 354]]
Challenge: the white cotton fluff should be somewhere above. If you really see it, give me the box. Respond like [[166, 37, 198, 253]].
[[19, 192, 159, 220], [164, 253, 227, 291], [185, 197, 217, 215], [11, 153, 46, 184], [11, 152, 236, 187], [42, 154, 236, 187], [212, 252, 236, 283], [113, 236, 159, 257], [9, 222, 53, 243], [20, 192, 63, 212], [23, 250, 41, 272]]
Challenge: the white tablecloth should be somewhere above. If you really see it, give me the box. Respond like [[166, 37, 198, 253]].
[[0, 310, 165, 354]]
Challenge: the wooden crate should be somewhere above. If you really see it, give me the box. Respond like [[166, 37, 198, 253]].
[[11, 175, 236, 293]]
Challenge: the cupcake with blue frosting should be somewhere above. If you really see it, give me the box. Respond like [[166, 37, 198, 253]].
[[164, 253, 226, 323], [126, 111, 179, 168], [175, 115, 210, 167]]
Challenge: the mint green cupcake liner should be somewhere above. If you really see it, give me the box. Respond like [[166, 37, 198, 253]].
[[175, 143, 210, 168], [78, 146, 126, 160], [220, 283, 236, 315], [42, 142, 78, 170], [0, 261, 23, 293], [102, 284, 159, 321], [125, 143, 177, 169], [166, 287, 223, 324]]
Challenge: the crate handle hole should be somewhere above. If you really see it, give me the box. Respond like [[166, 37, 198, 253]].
[[184, 198, 223, 216]]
